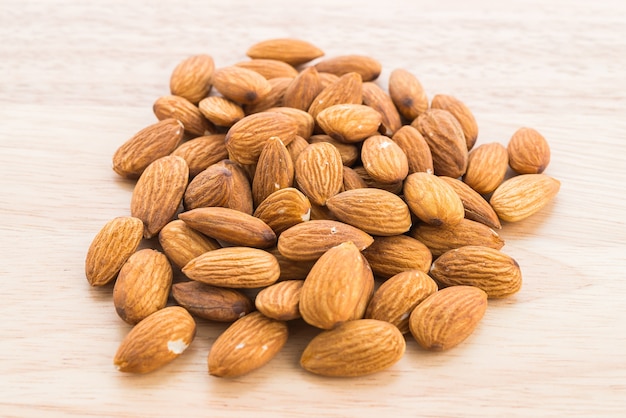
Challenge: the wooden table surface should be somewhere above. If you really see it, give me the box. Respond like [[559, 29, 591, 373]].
[[1, 0, 625, 416]]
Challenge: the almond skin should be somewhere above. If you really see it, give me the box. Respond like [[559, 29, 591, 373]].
[[403, 172, 465, 226], [463, 142, 509, 195], [267, 247, 316, 281], [342, 166, 369, 190], [282, 66, 323, 111], [431, 94, 479, 150], [169, 54, 215, 104], [507, 127, 551, 174], [158, 219, 221, 269], [314, 55, 382, 82], [308, 72, 363, 119], [388, 68, 429, 121], [391, 125, 434, 174], [294, 142, 344, 206], [490, 174, 560, 222], [243, 77, 292, 114], [430, 246, 522, 298], [113, 249, 173, 325], [253, 187, 311, 235], [208, 311, 288, 377], [183, 163, 233, 210], [255, 280, 304, 321], [277, 220, 374, 261], [171, 281, 253, 322], [246, 38, 324, 66], [409, 286, 487, 351], [439, 176, 502, 230], [316, 104, 382, 143], [361, 235, 432, 279], [352, 165, 404, 194], [264, 106, 315, 140], [362, 82, 402, 136], [130, 155, 189, 239], [361, 135, 409, 184], [234, 59, 298, 79], [212, 66, 272, 105], [198, 96, 245, 128], [286, 135, 310, 164], [326, 188, 412, 236], [300, 319, 406, 377], [309, 134, 360, 167], [112, 118, 184, 179], [252, 136, 294, 207], [114, 306, 196, 373], [171, 134, 228, 178], [182, 247, 280, 288], [153, 95, 214, 136], [85, 216, 144, 286]]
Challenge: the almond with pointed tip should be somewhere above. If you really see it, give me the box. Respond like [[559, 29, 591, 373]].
[[158, 219, 221, 269], [352, 165, 404, 194], [253, 187, 311, 235], [169, 54, 215, 104], [507, 127, 551, 174], [431, 94, 479, 150], [171, 134, 228, 178], [361, 235, 432, 279], [184, 163, 233, 210], [295, 142, 343, 206], [463, 142, 509, 195], [153, 95, 214, 136], [308, 72, 363, 119], [286, 135, 310, 164], [314, 55, 382, 81], [362, 82, 402, 135], [252, 137, 294, 207], [267, 247, 316, 281], [212, 66, 272, 105], [198, 96, 245, 127], [282, 66, 323, 111], [490, 173, 560, 222], [255, 280, 304, 321], [171, 281, 253, 322], [316, 104, 382, 143], [391, 125, 434, 174], [403, 172, 464, 227], [440, 176, 501, 229], [234, 59, 298, 79], [361, 135, 409, 184], [389, 68, 429, 121], [309, 134, 359, 166], [243, 77, 292, 114], [246, 38, 324, 66], [342, 166, 368, 190], [264, 106, 315, 140]]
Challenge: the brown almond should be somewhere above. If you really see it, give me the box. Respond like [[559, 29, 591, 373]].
[[391, 125, 434, 174], [253, 187, 311, 235], [507, 127, 551, 174], [246, 38, 324, 66], [314, 55, 382, 81], [308, 72, 363, 119], [153, 95, 214, 136], [255, 280, 304, 321], [342, 166, 368, 190], [361, 135, 409, 184], [234, 59, 298, 79], [403, 172, 464, 226], [294, 142, 344, 206], [171, 281, 253, 322], [217, 160, 254, 215], [431, 94, 479, 150], [158, 219, 220, 269], [315, 104, 382, 143], [318, 72, 340, 88], [198, 96, 245, 127], [267, 247, 316, 281], [286, 135, 310, 164], [264, 106, 315, 140], [308, 203, 338, 221], [463, 142, 509, 195], [169, 54, 215, 104], [490, 174, 560, 222], [439, 176, 502, 230], [388, 68, 429, 121], [212, 66, 272, 105], [362, 82, 402, 135], [361, 235, 432, 279], [171, 134, 228, 178], [243, 77, 292, 114], [184, 163, 233, 210], [252, 137, 295, 207], [282, 66, 324, 111], [309, 134, 359, 166], [352, 165, 404, 194]]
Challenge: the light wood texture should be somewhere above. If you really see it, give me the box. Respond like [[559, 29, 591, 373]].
[[1, 0, 625, 416]]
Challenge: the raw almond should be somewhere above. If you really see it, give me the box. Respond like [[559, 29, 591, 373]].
[[198, 96, 245, 127], [300, 319, 405, 377], [439, 176, 502, 229], [212, 66, 272, 105], [253, 187, 311, 235], [409, 285, 487, 351], [208, 311, 288, 377], [309, 134, 360, 166], [403, 172, 464, 226], [388, 68, 429, 121], [282, 66, 323, 111], [114, 306, 196, 373], [391, 125, 434, 174], [352, 165, 404, 194], [294, 142, 343, 206], [308, 72, 363, 119], [361, 135, 409, 184], [507, 127, 551, 174], [362, 82, 402, 135], [286, 135, 310, 164], [342, 166, 368, 190], [217, 160, 254, 215], [490, 174, 560, 222], [85, 216, 144, 286], [255, 280, 304, 321], [252, 137, 294, 207], [361, 235, 432, 279], [264, 106, 315, 140], [430, 246, 522, 298], [169, 54, 215, 104], [243, 77, 292, 114], [246, 38, 324, 66], [463, 142, 509, 195], [170, 134, 228, 178], [171, 281, 253, 322], [182, 247, 280, 288], [234, 59, 298, 79], [314, 55, 382, 82], [184, 163, 233, 210], [153, 95, 214, 136], [315, 104, 382, 143], [431, 94, 479, 150], [318, 72, 340, 88], [158, 219, 220, 269], [267, 247, 316, 281]]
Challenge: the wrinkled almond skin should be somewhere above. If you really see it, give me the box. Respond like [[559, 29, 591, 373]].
[[389, 68, 429, 121], [183, 163, 233, 210], [234, 59, 298, 79], [411, 218, 505, 257], [277, 220, 374, 261], [440, 176, 502, 229], [314, 55, 382, 82], [179, 207, 276, 249], [182, 247, 280, 288], [85, 216, 144, 286], [153, 95, 214, 136], [217, 160, 254, 215], [361, 235, 432, 279], [267, 247, 316, 281], [308, 72, 363, 119], [295, 142, 344, 206], [490, 174, 560, 222], [463, 142, 509, 195], [171, 281, 253, 322], [431, 94, 479, 150], [342, 166, 369, 190], [403, 172, 464, 226], [252, 137, 295, 207], [316, 104, 382, 143], [246, 38, 324, 66], [255, 280, 304, 321], [391, 125, 434, 174], [362, 82, 402, 136], [112, 119, 184, 179], [365, 270, 438, 334], [253, 187, 311, 235], [300, 319, 405, 377], [158, 220, 220, 269], [171, 134, 228, 178], [114, 306, 196, 373], [208, 311, 288, 377], [244, 77, 292, 114], [326, 188, 412, 236], [282, 66, 323, 111], [430, 246, 522, 298], [212, 66, 272, 105], [286, 135, 310, 164], [361, 135, 409, 184], [170, 54, 215, 104], [264, 106, 315, 140], [198, 96, 245, 128], [299, 242, 374, 329], [507, 127, 551, 174], [309, 134, 360, 167], [352, 165, 404, 194], [113, 249, 173, 325], [409, 286, 487, 351], [130, 155, 189, 239]]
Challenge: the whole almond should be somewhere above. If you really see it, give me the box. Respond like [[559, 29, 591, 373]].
[[431, 94, 479, 150], [264, 106, 315, 140], [507, 127, 551, 174], [300, 319, 405, 377], [158, 219, 220, 269], [208, 311, 288, 377], [169, 54, 215, 104], [463, 142, 509, 195], [361, 135, 409, 184], [112, 118, 184, 179], [243, 77, 292, 114], [182, 247, 280, 288], [318, 72, 340, 88], [362, 82, 402, 135], [85, 216, 144, 286], [342, 166, 368, 190], [246, 38, 324, 66], [326, 188, 412, 236], [277, 220, 374, 261], [153, 95, 214, 136], [440, 176, 501, 229], [365, 270, 438, 334], [388, 68, 429, 121], [309, 134, 360, 166], [294, 142, 344, 206], [267, 247, 316, 281], [430, 246, 522, 298], [171, 281, 253, 322], [113, 249, 173, 325], [308, 72, 363, 119], [308, 203, 339, 221], [255, 280, 304, 321], [391, 125, 434, 174], [253, 187, 311, 235], [299, 242, 374, 329], [217, 160, 254, 215], [234, 59, 298, 79], [282, 66, 323, 111], [114, 306, 196, 373], [316, 104, 382, 143], [252, 137, 294, 207], [179, 207, 276, 249], [490, 174, 560, 222], [352, 165, 404, 194], [409, 286, 487, 351], [403, 172, 464, 226], [286, 135, 310, 164], [314, 55, 382, 81], [184, 163, 233, 210], [361, 235, 432, 279], [212, 66, 272, 105], [198, 96, 245, 127], [130, 155, 189, 238], [171, 134, 228, 178]]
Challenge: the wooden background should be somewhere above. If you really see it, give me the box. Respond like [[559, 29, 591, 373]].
[[1, 0, 625, 416]]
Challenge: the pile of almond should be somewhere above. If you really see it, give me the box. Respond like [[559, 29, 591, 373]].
[[85, 38, 560, 377]]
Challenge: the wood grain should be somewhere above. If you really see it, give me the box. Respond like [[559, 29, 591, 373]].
[[1, 0, 625, 416]]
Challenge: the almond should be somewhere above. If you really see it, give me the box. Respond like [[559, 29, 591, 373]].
[[171, 281, 253, 322], [326, 188, 412, 236], [463, 142, 509, 195], [253, 187, 311, 235], [352, 165, 404, 194], [318, 72, 340, 88], [315, 104, 382, 143], [403, 172, 464, 226], [365, 270, 438, 334], [130, 155, 189, 238], [112, 118, 184, 179], [314, 55, 382, 81], [361, 235, 432, 279], [267, 247, 316, 281], [361, 135, 409, 184], [309, 134, 360, 166], [85, 216, 144, 286], [490, 174, 560, 222], [169, 54, 215, 104], [179, 207, 276, 249], [388, 68, 429, 121], [114, 306, 196, 373], [286, 135, 310, 164], [308, 203, 339, 221], [300, 319, 405, 377], [243, 77, 292, 114], [246, 38, 324, 66], [113, 249, 173, 325], [208, 311, 288, 377], [282, 66, 323, 111], [153, 95, 214, 136], [264, 106, 315, 142], [308, 72, 363, 119], [439, 176, 501, 229], [409, 286, 487, 351], [431, 94, 479, 150], [170, 134, 228, 178], [294, 142, 343, 206], [217, 160, 254, 215], [277, 220, 374, 261], [342, 166, 368, 190], [182, 247, 280, 288], [507, 127, 551, 174], [391, 125, 434, 174], [430, 246, 522, 298], [212, 66, 272, 105], [198, 96, 245, 127], [234, 59, 298, 79], [252, 137, 295, 207], [362, 82, 402, 135], [255, 280, 304, 321], [158, 219, 220, 269], [184, 163, 233, 210]]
